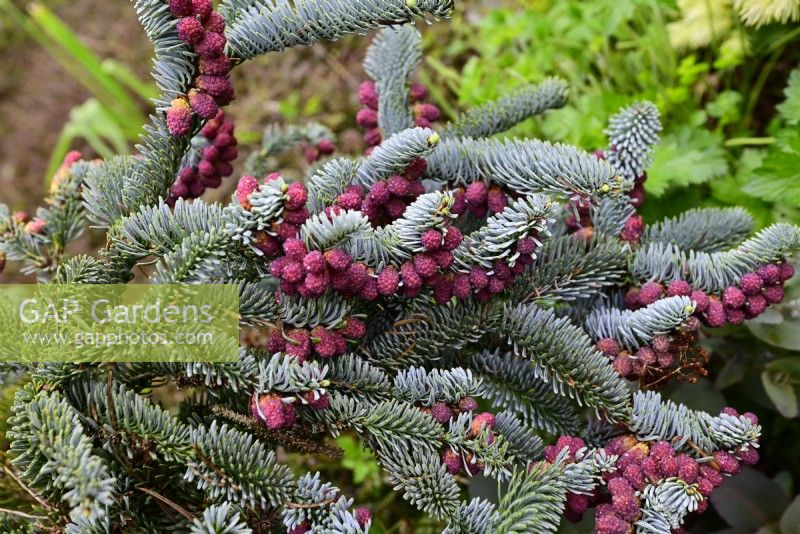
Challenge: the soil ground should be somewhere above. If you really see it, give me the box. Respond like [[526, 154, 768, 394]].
[[0, 0, 378, 282]]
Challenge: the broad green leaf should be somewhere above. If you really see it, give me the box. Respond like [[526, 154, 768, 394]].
[[748, 275, 800, 350], [540, 92, 629, 149], [743, 131, 800, 206], [707, 90, 743, 127], [708, 150, 775, 228], [711, 467, 790, 530], [761, 370, 799, 418], [715, 354, 748, 389], [748, 319, 800, 350], [766, 358, 800, 385], [646, 126, 729, 197], [780, 495, 800, 534], [778, 68, 800, 125], [337, 435, 380, 484], [670, 378, 726, 413], [748, 308, 785, 326]]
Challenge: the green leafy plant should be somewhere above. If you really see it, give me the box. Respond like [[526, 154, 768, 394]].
[[424, 0, 800, 227]]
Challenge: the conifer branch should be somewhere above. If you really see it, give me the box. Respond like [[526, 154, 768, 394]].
[[364, 24, 421, 136], [223, 0, 454, 61], [441, 78, 569, 139], [499, 303, 630, 420], [427, 137, 630, 197], [633, 223, 800, 291], [643, 207, 755, 252]]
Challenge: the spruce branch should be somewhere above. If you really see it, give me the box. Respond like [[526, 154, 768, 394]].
[[77, 383, 194, 463], [254, 353, 330, 397], [300, 210, 380, 261], [442, 498, 498, 534], [493, 411, 544, 465], [7, 388, 116, 526], [238, 281, 282, 327], [306, 159, 361, 214], [132, 0, 196, 104], [364, 25, 421, 136], [81, 156, 133, 227], [493, 453, 572, 534], [325, 354, 392, 403], [642, 207, 754, 252], [190, 502, 252, 534], [511, 235, 628, 303], [441, 78, 569, 139], [443, 412, 513, 481], [150, 227, 232, 283], [282, 472, 366, 533], [604, 101, 662, 183], [211, 405, 343, 458], [362, 298, 495, 368], [629, 391, 761, 452], [469, 350, 581, 435], [499, 303, 630, 420], [635, 479, 702, 533], [278, 293, 352, 329], [246, 122, 334, 177], [0, 206, 50, 275], [1, 4, 789, 532], [109, 199, 227, 264], [380, 448, 461, 520], [129, 117, 196, 219], [493, 448, 612, 533], [382, 190, 456, 259], [301, 190, 455, 267], [185, 421, 294, 509], [590, 195, 637, 238], [223, 0, 454, 61], [632, 222, 800, 291], [356, 127, 440, 187], [226, 175, 293, 250], [320, 394, 443, 456], [115, 350, 258, 394], [584, 296, 696, 350], [53, 256, 112, 284], [454, 194, 554, 270], [393, 367, 483, 406], [38, 159, 89, 260], [426, 136, 630, 197]]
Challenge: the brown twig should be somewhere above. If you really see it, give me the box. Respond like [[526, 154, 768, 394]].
[[0, 506, 45, 520], [644, 367, 683, 389], [284, 497, 336, 510], [136, 486, 195, 522], [2, 465, 55, 511], [211, 405, 343, 458], [106, 365, 118, 428], [191, 444, 239, 492], [680, 438, 711, 459], [393, 318, 424, 327]]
